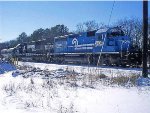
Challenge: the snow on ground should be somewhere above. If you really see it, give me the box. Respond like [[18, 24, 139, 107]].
[[0, 62, 150, 113], [18, 62, 142, 77]]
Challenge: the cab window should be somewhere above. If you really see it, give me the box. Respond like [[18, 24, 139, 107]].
[[87, 30, 96, 37], [107, 28, 124, 37]]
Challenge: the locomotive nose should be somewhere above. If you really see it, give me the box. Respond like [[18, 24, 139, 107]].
[[117, 36, 131, 52]]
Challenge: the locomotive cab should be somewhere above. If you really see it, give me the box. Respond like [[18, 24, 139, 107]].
[[95, 27, 131, 53], [107, 27, 131, 52]]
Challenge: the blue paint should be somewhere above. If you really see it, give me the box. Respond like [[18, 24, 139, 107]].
[[54, 27, 132, 54], [0, 61, 16, 74]]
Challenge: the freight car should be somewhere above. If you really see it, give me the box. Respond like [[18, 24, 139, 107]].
[[16, 39, 54, 62]]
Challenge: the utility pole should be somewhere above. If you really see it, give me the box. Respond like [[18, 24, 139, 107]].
[[142, 0, 148, 78]]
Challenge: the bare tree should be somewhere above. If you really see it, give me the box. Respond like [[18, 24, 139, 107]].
[[116, 18, 142, 48], [76, 20, 106, 33], [84, 20, 99, 31], [76, 23, 85, 33]]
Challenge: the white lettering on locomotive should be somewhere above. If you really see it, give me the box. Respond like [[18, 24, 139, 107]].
[[95, 41, 104, 46]]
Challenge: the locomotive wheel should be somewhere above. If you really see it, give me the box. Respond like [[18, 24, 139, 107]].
[[116, 57, 121, 66], [103, 56, 110, 66], [120, 60, 127, 67], [108, 56, 115, 66]]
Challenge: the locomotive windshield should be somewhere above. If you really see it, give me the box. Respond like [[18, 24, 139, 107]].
[[107, 27, 124, 37]]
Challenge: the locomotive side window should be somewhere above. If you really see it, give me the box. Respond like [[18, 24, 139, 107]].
[[87, 30, 96, 37]]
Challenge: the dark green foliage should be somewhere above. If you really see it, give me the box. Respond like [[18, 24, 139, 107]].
[[17, 32, 28, 43], [1, 24, 69, 47], [29, 24, 69, 43], [50, 24, 69, 37], [30, 28, 45, 42]]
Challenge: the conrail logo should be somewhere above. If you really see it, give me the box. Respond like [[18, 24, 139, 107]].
[[72, 38, 78, 46], [72, 38, 104, 48], [95, 41, 104, 46]]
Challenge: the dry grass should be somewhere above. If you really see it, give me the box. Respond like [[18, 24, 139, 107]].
[[109, 74, 140, 86]]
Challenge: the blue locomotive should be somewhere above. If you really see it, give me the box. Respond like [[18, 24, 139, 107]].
[[53, 27, 141, 66], [54, 27, 132, 53]]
